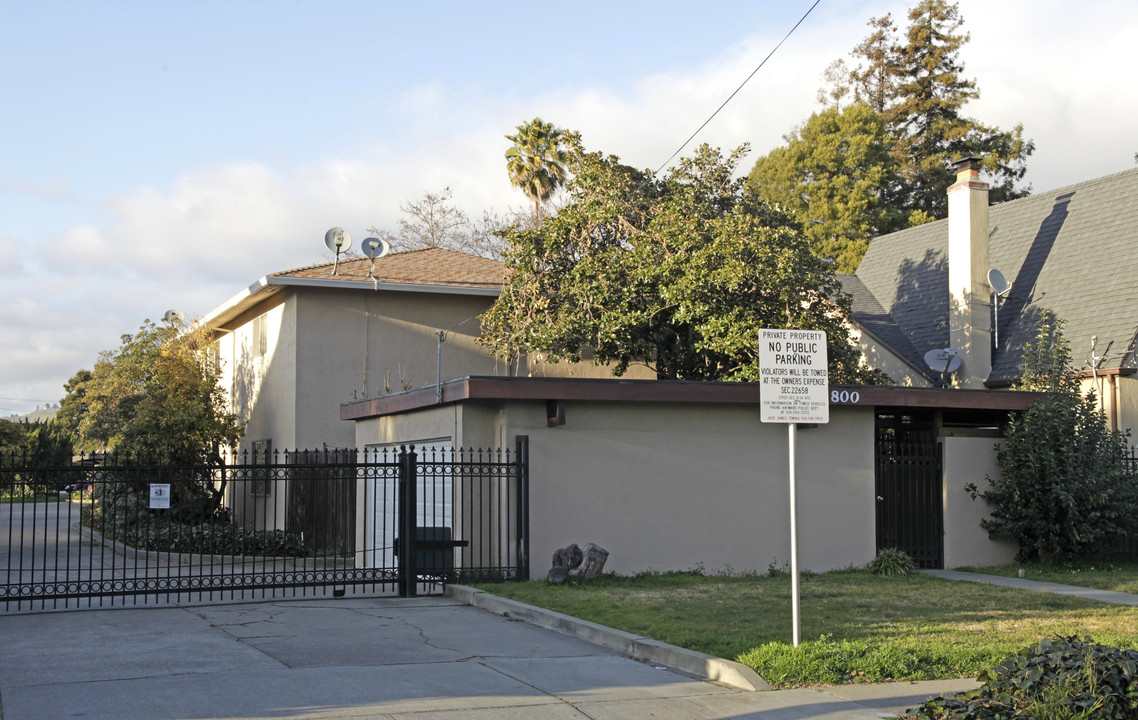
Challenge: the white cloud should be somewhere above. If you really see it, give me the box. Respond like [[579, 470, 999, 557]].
[[0, 177, 76, 202], [4, 0, 1137, 414], [0, 234, 27, 277]]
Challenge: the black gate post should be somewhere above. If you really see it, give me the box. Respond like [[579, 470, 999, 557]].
[[515, 436, 530, 580], [397, 445, 419, 598]]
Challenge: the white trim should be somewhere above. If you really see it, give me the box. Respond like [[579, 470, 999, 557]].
[[200, 276, 273, 327]]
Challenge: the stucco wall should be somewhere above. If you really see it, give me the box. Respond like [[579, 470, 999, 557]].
[[514, 402, 876, 576], [1114, 376, 1138, 445], [216, 282, 657, 453], [224, 294, 297, 451], [354, 404, 462, 450], [852, 328, 933, 389], [942, 436, 1017, 568], [357, 400, 879, 576], [294, 288, 503, 450]]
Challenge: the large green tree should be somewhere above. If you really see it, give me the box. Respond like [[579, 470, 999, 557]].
[[969, 313, 1136, 562], [823, 0, 1034, 218], [61, 319, 242, 464], [480, 137, 884, 384], [56, 368, 91, 443], [748, 103, 901, 273], [0, 419, 24, 458], [763, 0, 1035, 267], [504, 117, 571, 225]]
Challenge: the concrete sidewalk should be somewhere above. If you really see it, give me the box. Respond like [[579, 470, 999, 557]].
[[923, 569, 1138, 606], [0, 594, 977, 720]]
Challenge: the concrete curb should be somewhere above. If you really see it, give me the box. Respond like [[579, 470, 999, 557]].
[[446, 584, 770, 692]]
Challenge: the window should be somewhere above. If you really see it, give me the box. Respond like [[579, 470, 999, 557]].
[[252, 313, 268, 357], [252, 438, 272, 495]]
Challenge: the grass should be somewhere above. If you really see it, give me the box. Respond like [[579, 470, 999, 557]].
[[0, 489, 65, 503], [472, 568, 1138, 687], [956, 559, 1138, 595]]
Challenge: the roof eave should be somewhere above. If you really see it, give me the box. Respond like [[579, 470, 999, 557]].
[[200, 276, 274, 330], [850, 318, 939, 384], [201, 275, 502, 331], [341, 376, 1045, 421], [267, 275, 502, 297]]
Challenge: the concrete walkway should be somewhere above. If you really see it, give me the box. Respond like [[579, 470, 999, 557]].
[[923, 569, 1138, 606], [0, 593, 977, 720]]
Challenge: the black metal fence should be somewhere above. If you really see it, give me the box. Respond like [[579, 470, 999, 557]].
[[0, 439, 528, 612], [1109, 447, 1138, 558]]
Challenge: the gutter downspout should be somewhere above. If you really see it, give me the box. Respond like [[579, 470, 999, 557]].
[[436, 330, 445, 404]]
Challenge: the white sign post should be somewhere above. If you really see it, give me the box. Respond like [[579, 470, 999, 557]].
[[759, 329, 828, 648]]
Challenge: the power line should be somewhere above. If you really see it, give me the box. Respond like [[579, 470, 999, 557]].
[[652, 0, 823, 177]]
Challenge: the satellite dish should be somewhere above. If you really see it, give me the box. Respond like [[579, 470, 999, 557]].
[[362, 237, 390, 259], [988, 268, 1009, 296], [988, 268, 1011, 349], [324, 227, 353, 275], [324, 227, 352, 253], [924, 348, 962, 374], [163, 310, 186, 325], [362, 237, 391, 279]]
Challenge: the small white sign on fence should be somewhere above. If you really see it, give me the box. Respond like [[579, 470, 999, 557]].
[[149, 483, 171, 510]]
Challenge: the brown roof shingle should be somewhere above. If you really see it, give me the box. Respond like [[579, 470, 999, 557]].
[[273, 247, 505, 291]]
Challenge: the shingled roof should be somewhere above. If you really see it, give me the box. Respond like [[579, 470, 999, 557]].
[[203, 247, 505, 330], [272, 247, 505, 291], [847, 167, 1138, 385]]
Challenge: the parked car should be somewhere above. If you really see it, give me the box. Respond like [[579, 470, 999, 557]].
[[64, 480, 94, 495]]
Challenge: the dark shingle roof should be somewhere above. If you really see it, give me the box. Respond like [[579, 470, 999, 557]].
[[847, 167, 1138, 383], [838, 273, 937, 383]]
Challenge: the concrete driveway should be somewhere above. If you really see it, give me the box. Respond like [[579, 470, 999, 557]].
[[0, 594, 975, 719]]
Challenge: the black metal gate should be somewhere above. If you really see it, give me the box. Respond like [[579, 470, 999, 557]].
[[875, 411, 943, 568], [0, 438, 528, 612]]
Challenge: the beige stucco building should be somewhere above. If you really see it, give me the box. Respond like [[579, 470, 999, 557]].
[[343, 378, 1035, 576], [201, 248, 652, 455], [197, 163, 1138, 578]]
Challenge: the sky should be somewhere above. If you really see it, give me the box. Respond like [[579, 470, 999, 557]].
[[2, 0, 1136, 417]]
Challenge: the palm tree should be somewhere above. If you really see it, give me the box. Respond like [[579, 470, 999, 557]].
[[505, 118, 569, 225]]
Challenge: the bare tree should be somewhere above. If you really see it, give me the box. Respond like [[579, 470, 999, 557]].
[[368, 187, 471, 250], [369, 189, 536, 261]]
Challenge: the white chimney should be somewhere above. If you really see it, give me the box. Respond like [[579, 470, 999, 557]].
[[947, 157, 991, 388]]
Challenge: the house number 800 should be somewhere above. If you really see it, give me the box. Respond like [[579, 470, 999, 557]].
[[830, 390, 860, 404]]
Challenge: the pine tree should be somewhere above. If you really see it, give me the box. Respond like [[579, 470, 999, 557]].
[[818, 0, 1033, 221]]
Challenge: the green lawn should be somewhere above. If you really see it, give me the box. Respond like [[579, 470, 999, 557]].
[[0, 490, 64, 503], [956, 559, 1138, 595], [473, 569, 1138, 687]]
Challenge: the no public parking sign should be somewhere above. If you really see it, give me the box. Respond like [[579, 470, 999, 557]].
[[759, 329, 829, 424]]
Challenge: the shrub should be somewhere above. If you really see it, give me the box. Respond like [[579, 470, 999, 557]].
[[968, 314, 1137, 563], [868, 548, 918, 576], [909, 636, 1138, 719], [83, 476, 307, 557], [112, 516, 309, 556]]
